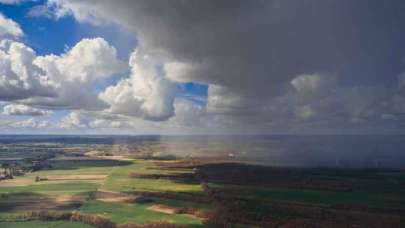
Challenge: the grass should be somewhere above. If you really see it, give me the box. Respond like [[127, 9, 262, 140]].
[[80, 200, 203, 227], [0, 182, 98, 194], [0, 159, 120, 196], [0, 221, 93, 228], [101, 160, 203, 194]]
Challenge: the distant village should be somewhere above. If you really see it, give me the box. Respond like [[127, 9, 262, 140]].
[[0, 143, 117, 182], [0, 153, 54, 181]]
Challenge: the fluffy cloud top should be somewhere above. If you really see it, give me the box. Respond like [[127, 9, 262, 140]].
[[3, 104, 52, 116], [0, 40, 57, 101], [59, 111, 87, 128], [34, 38, 126, 84], [0, 13, 23, 37], [0, 38, 127, 110], [100, 50, 176, 121]]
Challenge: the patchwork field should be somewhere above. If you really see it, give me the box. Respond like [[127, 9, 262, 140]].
[[0, 155, 209, 227], [0, 149, 404, 227]]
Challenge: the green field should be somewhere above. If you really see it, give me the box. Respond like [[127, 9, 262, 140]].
[[0, 221, 93, 228], [90, 159, 207, 226], [1, 154, 404, 227], [102, 160, 203, 193], [80, 200, 203, 227], [0, 182, 98, 194], [0, 158, 209, 227]]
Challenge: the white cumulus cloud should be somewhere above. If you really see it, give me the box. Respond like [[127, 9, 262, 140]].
[[100, 49, 176, 121], [0, 13, 23, 37], [9, 118, 51, 129], [34, 38, 126, 84], [3, 104, 52, 116], [0, 40, 57, 101], [0, 38, 126, 111], [23, 38, 127, 110], [59, 111, 87, 129]]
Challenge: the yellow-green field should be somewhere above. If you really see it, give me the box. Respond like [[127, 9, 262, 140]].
[[0, 157, 209, 227]]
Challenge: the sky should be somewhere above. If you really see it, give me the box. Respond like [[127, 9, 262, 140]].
[[1, 0, 405, 135]]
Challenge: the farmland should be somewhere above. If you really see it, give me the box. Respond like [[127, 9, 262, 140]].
[[0, 138, 404, 227]]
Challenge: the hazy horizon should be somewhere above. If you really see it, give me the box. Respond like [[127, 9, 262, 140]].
[[1, 134, 404, 169]]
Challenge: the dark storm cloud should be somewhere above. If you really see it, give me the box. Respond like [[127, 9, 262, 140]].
[[45, 0, 405, 132], [63, 0, 405, 84]]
